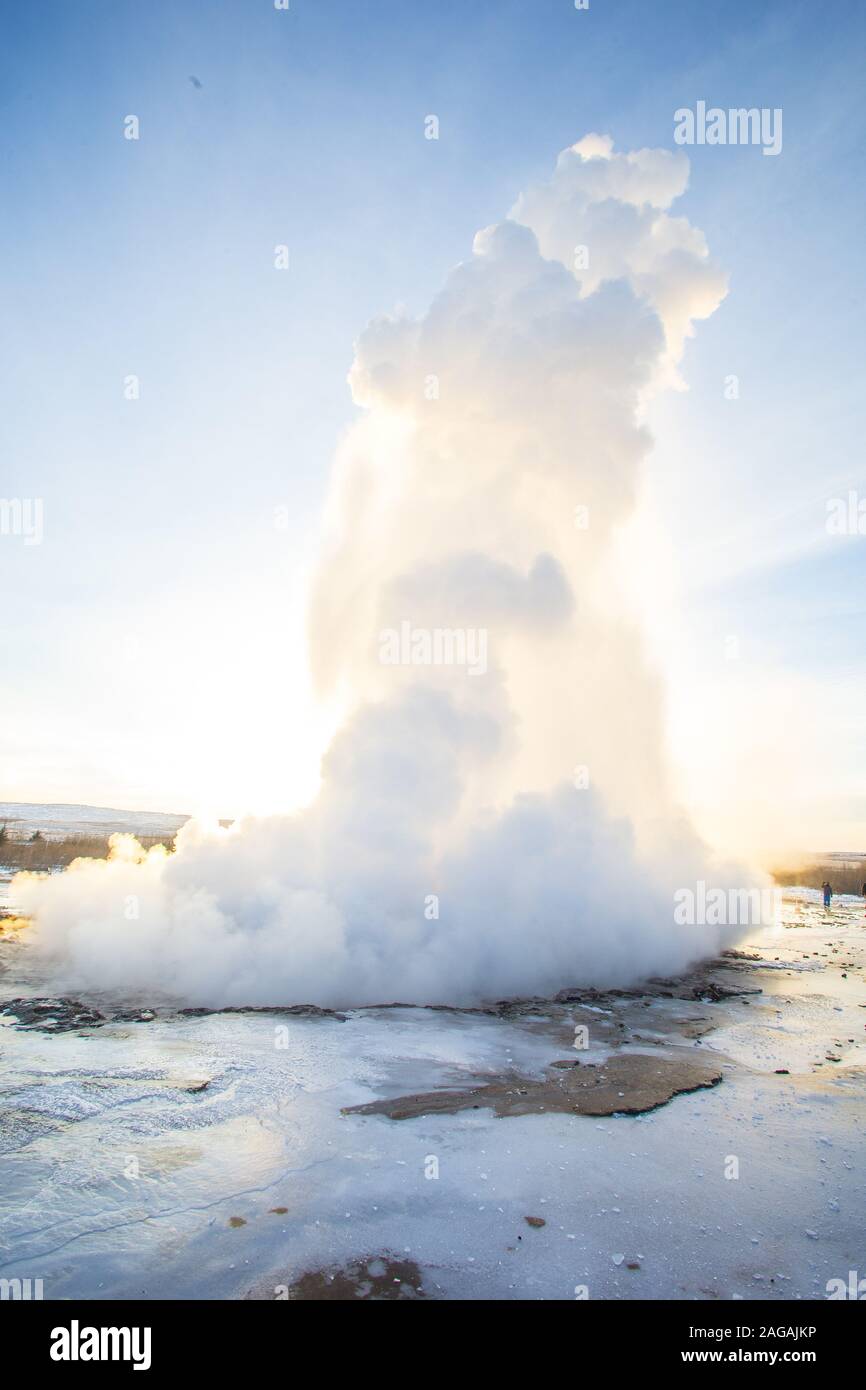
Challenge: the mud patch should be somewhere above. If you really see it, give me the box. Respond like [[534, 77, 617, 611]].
[[0, 997, 105, 1033], [343, 1052, 723, 1121], [246, 1254, 428, 1300], [179, 1003, 347, 1022], [0, 997, 348, 1034]]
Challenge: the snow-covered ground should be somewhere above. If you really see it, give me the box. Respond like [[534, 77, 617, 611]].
[[0, 889, 863, 1300], [0, 801, 189, 844]]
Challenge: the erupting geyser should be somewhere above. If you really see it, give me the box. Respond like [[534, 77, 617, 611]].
[[15, 136, 757, 1007]]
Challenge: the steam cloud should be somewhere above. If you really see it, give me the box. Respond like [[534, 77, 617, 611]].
[[16, 137, 755, 1007]]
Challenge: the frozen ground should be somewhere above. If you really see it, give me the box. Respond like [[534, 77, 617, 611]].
[[0, 801, 189, 843], [0, 889, 863, 1300]]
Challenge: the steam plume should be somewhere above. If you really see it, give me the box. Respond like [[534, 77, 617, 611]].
[[15, 137, 755, 1007]]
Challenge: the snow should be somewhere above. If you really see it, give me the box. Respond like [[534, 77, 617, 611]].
[[0, 889, 864, 1300], [0, 801, 188, 842]]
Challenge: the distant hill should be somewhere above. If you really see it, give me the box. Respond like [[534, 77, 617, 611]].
[[0, 801, 191, 842]]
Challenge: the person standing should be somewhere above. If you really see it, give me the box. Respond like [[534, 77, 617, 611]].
[[822, 880, 833, 912]]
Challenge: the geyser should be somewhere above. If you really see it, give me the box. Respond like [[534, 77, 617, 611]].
[[15, 136, 757, 1007]]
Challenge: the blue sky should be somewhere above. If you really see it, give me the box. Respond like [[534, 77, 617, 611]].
[[1, 0, 864, 848]]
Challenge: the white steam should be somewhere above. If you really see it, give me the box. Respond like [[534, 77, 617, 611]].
[[16, 137, 755, 1007]]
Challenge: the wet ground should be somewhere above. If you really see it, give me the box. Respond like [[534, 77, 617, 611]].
[[0, 889, 863, 1300]]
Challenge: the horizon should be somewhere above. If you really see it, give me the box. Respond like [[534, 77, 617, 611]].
[[2, 798, 865, 866]]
